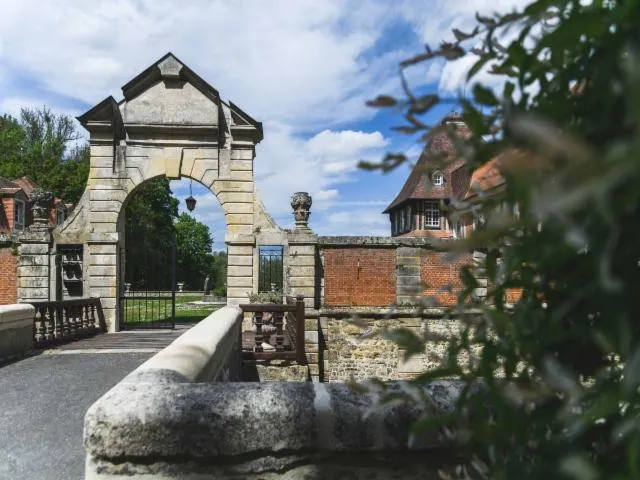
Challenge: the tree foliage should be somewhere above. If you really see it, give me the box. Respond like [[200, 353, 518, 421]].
[[367, 0, 640, 478], [0, 108, 88, 203]]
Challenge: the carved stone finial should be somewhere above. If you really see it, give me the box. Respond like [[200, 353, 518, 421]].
[[291, 192, 312, 230], [158, 55, 183, 81], [29, 188, 54, 231]]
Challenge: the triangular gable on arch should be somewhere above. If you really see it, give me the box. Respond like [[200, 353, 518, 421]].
[[77, 52, 263, 143]]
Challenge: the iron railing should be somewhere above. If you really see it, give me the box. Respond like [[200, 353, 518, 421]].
[[240, 295, 306, 364], [30, 297, 106, 347]]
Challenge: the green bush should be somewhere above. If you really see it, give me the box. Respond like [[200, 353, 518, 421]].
[[365, 0, 640, 478]]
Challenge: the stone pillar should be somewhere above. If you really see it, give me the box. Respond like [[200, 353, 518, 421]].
[[287, 192, 320, 381], [17, 233, 51, 302], [226, 235, 255, 305], [87, 242, 118, 331], [287, 193, 318, 308], [396, 247, 422, 304], [17, 189, 54, 303]]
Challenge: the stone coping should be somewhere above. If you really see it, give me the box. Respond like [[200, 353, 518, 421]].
[[318, 236, 449, 248], [0, 304, 35, 331], [132, 305, 242, 382], [85, 374, 465, 464], [306, 306, 484, 319]]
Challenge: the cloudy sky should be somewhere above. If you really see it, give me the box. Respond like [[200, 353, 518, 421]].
[[0, 0, 527, 250]]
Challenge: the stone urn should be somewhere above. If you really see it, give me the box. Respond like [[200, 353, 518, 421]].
[[124, 282, 132, 294], [177, 282, 185, 292], [290, 192, 312, 230]]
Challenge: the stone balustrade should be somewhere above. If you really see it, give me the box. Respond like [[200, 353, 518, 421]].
[[84, 305, 467, 479], [0, 303, 35, 363], [31, 298, 105, 347]]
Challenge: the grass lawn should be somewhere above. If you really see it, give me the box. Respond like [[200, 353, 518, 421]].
[[121, 294, 222, 326]]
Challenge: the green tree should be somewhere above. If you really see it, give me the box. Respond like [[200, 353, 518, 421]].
[[365, 0, 640, 478], [124, 177, 179, 290], [175, 213, 214, 290], [0, 107, 89, 204]]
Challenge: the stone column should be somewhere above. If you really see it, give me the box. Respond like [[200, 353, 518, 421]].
[[286, 192, 320, 381], [87, 241, 119, 331], [17, 189, 54, 302], [226, 235, 255, 306], [287, 192, 317, 308]]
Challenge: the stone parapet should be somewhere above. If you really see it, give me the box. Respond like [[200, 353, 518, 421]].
[[85, 373, 467, 479], [133, 305, 243, 382], [0, 304, 35, 363]]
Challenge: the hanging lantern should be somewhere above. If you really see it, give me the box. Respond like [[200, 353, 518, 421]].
[[185, 195, 196, 212], [185, 179, 196, 211]]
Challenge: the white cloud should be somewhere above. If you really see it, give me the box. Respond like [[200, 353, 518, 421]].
[[0, 0, 405, 129], [399, 0, 533, 94], [255, 123, 390, 216]]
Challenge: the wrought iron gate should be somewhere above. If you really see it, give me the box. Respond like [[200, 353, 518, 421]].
[[258, 245, 284, 292], [119, 232, 176, 329]]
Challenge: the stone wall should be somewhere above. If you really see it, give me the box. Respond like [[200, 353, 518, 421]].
[[319, 308, 471, 382], [0, 244, 17, 305]]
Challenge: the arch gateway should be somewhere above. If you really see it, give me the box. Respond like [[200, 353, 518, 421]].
[[16, 53, 318, 332]]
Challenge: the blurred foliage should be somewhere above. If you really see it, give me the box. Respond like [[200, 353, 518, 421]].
[[365, 0, 640, 478]]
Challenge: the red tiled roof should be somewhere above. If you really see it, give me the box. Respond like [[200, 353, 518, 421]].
[[0, 177, 21, 194], [12, 176, 39, 196], [383, 113, 472, 213]]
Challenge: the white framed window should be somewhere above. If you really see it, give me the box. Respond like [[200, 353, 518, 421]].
[[56, 208, 65, 226], [424, 201, 440, 229], [432, 171, 444, 186], [13, 199, 25, 231]]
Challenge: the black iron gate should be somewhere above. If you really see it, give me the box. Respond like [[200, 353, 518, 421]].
[[258, 245, 284, 292], [119, 231, 176, 329]]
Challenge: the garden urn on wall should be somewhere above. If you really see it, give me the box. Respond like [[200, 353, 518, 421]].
[[290, 192, 312, 230]]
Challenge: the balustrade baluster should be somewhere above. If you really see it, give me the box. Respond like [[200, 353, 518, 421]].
[[35, 306, 46, 344], [53, 303, 62, 339], [89, 303, 97, 331], [82, 304, 89, 332], [45, 305, 55, 341]]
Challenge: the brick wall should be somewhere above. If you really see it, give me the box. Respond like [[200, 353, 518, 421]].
[[421, 252, 473, 306], [323, 247, 396, 306], [0, 246, 18, 305]]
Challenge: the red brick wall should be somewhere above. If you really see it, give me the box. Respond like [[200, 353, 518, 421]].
[[323, 248, 396, 306], [421, 251, 473, 306], [0, 247, 18, 305]]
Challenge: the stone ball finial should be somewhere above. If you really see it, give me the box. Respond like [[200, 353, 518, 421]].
[[290, 192, 312, 230]]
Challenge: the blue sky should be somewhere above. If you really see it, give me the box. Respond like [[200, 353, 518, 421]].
[[0, 0, 527, 250]]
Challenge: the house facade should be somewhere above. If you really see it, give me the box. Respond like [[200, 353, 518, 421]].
[[0, 176, 71, 234], [384, 112, 506, 238], [0, 176, 72, 305]]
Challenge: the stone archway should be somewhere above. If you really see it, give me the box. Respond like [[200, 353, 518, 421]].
[[50, 53, 282, 331]]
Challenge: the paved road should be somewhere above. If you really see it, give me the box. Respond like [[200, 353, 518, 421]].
[[0, 342, 165, 480]]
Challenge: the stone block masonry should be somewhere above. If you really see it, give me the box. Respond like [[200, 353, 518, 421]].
[[0, 246, 17, 305]]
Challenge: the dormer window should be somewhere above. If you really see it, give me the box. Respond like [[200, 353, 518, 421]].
[[56, 208, 65, 225], [432, 171, 444, 186], [13, 199, 25, 231]]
